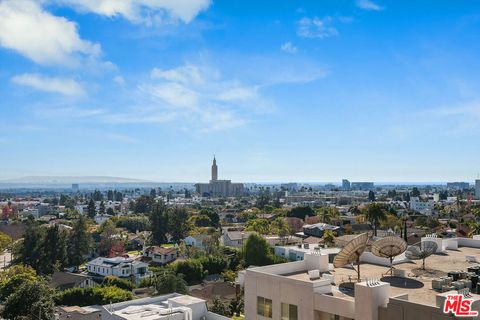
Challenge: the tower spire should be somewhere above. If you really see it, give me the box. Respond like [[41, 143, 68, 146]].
[[211, 155, 218, 181]]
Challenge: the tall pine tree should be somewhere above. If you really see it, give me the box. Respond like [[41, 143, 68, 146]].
[[87, 199, 96, 219], [68, 216, 92, 270], [149, 200, 169, 245]]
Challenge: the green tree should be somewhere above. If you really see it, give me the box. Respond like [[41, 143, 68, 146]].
[[362, 203, 387, 236], [135, 195, 154, 214], [229, 292, 244, 317], [469, 222, 480, 237], [41, 225, 68, 274], [287, 206, 315, 219], [55, 286, 133, 306], [92, 190, 103, 201], [368, 190, 376, 202], [244, 233, 271, 267], [151, 270, 187, 294], [87, 199, 96, 219], [210, 296, 229, 316], [149, 200, 169, 245], [201, 208, 220, 228], [103, 276, 135, 291], [150, 188, 157, 198], [173, 260, 205, 285], [0, 232, 12, 252], [316, 207, 340, 224], [106, 207, 115, 216], [411, 187, 421, 197], [2, 281, 55, 320], [98, 219, 119, 256], [270, 217, 290, 243], [322, 230, 336, 247], [114, 191, 123, 201], [188, 214, 213, 228], [68, 216, 92, 270], [15, 225, 45, 271], [245, 219, 270, 235], [99, 201, 106, 215], [168, 207, 189, 242], [0, 265, 37, 301]]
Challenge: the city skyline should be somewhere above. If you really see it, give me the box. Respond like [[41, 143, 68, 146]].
[[1, 0, 480, 182]]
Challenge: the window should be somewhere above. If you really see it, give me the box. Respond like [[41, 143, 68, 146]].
[[257, 296, 272, 318], [281, 303, 298, 320]]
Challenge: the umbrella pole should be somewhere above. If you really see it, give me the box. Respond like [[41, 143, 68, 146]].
[[357, 257, 361, 282], [390, 257, 393, 275]]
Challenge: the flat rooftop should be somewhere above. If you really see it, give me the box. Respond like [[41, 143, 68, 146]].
[[283, 246, 480, 306]]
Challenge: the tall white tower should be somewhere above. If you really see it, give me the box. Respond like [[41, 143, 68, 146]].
[[211, 156, 218, 181]]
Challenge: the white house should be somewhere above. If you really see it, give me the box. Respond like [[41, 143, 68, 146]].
[[183, 234, 208, 248], [86, 257, 150, 283], [143, 246, 179, 265], [221, 230, 253, 247], [50, 272, 96, 291], [94, 214, 112, 225]]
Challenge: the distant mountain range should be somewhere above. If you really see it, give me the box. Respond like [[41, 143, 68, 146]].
[[0, 176, 150, 184]]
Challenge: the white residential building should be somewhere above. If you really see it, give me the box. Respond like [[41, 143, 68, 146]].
[[101, 294, 229, 320], [143, 246, 179, 265], [274, 244, 340, 262], [221, 230, 253, 247], [57, 294, 230, 320], [183, 234, 207, 248], [94, 214, 112, 225], [409, 196, 434, 214], [86, 257, 150, 283]]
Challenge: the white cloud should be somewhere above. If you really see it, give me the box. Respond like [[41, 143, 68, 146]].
[[55, 0, 212, 24], [280, 42, 298, 54], [11, 73, 85, 96], [113, 75, 126, 86], [151, 65, 204, 85], [297, 16, 338, 39], [103, 64, 271, 131], [105, 133, 137, 144], [356, 0, 383, 11], [0, 0, 101, 66]]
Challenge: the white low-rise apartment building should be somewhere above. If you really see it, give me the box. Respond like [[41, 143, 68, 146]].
[[409, 196, 435, 214], [275, 244, 340, 262], [87, 257, 150, 283]]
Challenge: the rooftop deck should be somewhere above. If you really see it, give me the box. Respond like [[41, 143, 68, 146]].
[[283, 246, 480, 306]]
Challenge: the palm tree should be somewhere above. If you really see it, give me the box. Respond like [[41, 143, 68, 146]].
[[468, 222, 480, 238], [316, 207, 340, 224], [362, 203, 387, 236]]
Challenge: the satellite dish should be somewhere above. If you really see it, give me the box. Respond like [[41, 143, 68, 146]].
[[371, 236, 407, 275], [333, 233, 369, 281], [405, 240, 437, 270]]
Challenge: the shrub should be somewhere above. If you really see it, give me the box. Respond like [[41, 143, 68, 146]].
[[198, 255, 228, 275], [173, 260, 205, 285], [103, 276, 136, 291], [55, 286, 133, 306]]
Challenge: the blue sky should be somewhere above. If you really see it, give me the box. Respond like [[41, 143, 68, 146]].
[[1, 0, 480, 183]]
